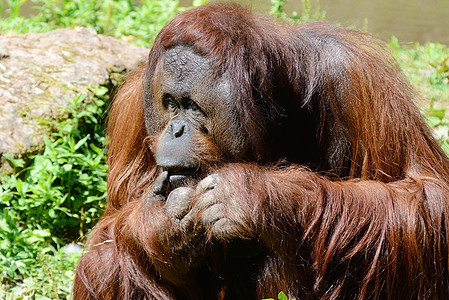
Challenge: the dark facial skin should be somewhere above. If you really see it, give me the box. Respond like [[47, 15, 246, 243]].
[[144, 46, 251, 190]]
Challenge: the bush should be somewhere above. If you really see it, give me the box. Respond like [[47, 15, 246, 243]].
[[1, 0, 185, 47], [0, 88, 108, 298]]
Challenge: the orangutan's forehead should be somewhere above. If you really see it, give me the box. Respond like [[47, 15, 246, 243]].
[[163, 46, 208, 82]]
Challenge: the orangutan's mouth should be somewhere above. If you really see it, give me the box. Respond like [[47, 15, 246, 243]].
[[164, 167, 195, 186], [156, 167, 198, 191]]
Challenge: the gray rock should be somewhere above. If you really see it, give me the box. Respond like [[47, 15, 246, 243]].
[[0, 28, 148, 173]]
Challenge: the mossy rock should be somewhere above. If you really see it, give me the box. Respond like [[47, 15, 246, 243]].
[[0, 28, 148, 174]]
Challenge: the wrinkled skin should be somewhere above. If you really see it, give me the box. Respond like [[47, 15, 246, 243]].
[[145, 46, 261, 240], [150, 169, 251, 242], [145, 46, 252, 171]]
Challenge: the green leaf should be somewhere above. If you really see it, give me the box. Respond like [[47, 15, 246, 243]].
[[93, 85, 109, 97], [62, 164, 73, 172], [192, 0, 209, 7], [90, 143, 104, 154], [278, 291, 288, 300], [426, 115, 441, 128], [2, 153, 25, 168], [31, 229, 51, 238], [425, 107, 446, 120], [48, 209, 56, 219], [74, 135, 90, 151], [0, 218, 12, 233]]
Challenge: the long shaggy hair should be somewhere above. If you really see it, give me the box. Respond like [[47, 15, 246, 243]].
[[73, 3, 449, 299]]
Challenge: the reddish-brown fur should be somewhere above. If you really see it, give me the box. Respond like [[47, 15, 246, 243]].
[[73, 3, 449, 299]]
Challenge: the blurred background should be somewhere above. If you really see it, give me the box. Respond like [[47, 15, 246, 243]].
[[195, 0, 449, 45], [7, 0, 449, 44]]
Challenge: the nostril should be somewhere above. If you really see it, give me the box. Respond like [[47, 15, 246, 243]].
[[169, 120, 185, 138], [173, 124, 185, 138]]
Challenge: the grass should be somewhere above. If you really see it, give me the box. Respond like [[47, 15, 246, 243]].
[[0, 0, 448, 298]]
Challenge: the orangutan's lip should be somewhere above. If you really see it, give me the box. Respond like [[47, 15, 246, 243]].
[[162, 167, 196, 177], [160, 167, 196, 188], [163, 167, 195, 177]]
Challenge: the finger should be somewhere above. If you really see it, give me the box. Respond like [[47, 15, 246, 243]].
[[196, 173, 220, 192], [166, 187, 195, 219], [181, 210, 196, 232], [151, 170, 169, 197], [193, 191, 217, 212], [201, 203, 226, 225], [211, 218, 238, 239]]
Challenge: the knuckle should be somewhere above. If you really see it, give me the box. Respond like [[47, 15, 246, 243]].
[[197, 173, 220, 192], [212, 218, 235, 238], [167, 186, 194, 201], [194, 191, 217, 211], [201, 203, 225, 225]]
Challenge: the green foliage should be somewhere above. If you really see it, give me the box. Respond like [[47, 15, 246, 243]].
[[1, 247, 81, 299], [192, 0, 209, 7], [389, 37, 449, 155], [263, 291, 296, 300], [1, 0, 184, 47], [34, 0, 182, 47], [0, 88, 108, 298], [389, 37, 449, 107], [2, 0, 27, 18], [423, 98, 449, 156], [270, 0, 325, 23]]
